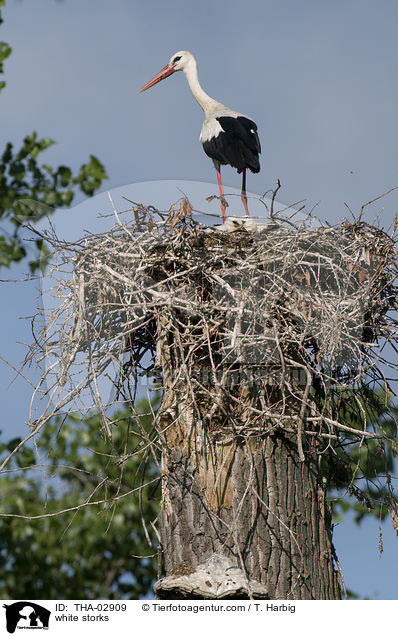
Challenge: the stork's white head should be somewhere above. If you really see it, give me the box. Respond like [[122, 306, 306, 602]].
[[168, 50, 196, 72], [139, 50, 196, 93]]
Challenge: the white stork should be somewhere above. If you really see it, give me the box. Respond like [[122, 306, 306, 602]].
[[139, 51, 261, 223]]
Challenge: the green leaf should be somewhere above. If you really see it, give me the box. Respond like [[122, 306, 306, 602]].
[[9, 161, 26, 180], [56, 165, 72, 187], [0, 41, 11, 62], [29, 241, 51, 274], [0, 236, 26, 267], [1, 141, 12, 163], [37, 137, 56, 152], [86, 154, 108, 179]]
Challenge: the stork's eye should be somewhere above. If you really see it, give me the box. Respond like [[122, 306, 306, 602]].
[[172, 56, 182, 64]]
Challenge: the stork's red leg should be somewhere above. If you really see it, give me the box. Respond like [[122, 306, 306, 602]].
[[241, 168, 250, 216], [216, 167, 226, 223]]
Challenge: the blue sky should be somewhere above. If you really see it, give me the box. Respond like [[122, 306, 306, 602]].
[[1, 0, 398, 599]]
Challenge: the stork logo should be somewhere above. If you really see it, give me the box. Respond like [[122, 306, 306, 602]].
[[2, 602, 50, 633]]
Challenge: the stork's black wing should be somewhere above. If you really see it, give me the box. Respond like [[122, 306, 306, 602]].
[[219, 116, 261, 155], [202, 116, 261, 174]]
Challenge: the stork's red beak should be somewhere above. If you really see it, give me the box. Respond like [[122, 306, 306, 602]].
[[139, 64, 175, 93]]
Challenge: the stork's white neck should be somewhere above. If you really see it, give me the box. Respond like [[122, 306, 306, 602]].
[[183, 59, 223, 116]]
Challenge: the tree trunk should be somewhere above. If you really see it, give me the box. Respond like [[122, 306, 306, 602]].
[[153, 318, 341, 600]]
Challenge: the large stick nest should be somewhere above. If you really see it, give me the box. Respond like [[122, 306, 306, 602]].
[[26, 200, 398, 455]]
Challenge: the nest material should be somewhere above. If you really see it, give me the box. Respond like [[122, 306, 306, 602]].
[[26, 203, 398, 450]]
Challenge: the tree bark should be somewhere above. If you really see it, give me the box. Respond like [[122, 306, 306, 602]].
[[153, 319, 341, 600]]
